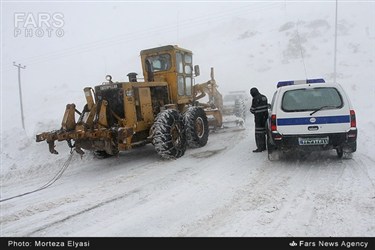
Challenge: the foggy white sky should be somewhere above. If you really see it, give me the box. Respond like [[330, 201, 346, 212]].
[[2, 2, 285, 76], [2, 1, 374, 84], [1, 0, 374, 133]]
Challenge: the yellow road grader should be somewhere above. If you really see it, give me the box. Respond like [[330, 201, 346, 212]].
[[36, 45, 224, 159]]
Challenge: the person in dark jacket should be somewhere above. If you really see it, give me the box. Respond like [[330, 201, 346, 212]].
[[250, 87, 269, 152]]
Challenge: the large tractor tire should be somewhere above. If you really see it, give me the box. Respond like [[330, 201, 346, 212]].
[[183, 107, 209, 148], [76, 138, 118, 159], [93, 150, 112, 159], [152, 109, 186, 159], [93, 144, 119, 159]]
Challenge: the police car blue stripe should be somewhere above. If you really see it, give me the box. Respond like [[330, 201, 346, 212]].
[[277, 115, 350, 126]]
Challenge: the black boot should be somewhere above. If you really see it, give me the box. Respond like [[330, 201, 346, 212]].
[[252, 148, 263, 153]]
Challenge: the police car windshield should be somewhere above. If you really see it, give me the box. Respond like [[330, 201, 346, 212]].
[[282, 87, 343, 112]]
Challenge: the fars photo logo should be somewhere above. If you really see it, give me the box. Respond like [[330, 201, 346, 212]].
[[14, 12, 65, 38]]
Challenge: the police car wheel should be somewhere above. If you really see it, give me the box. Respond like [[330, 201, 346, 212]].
[[343, 152, 353, 159], [266, 133, 277, 151], [268, 150, 280, 161], [336, 147, 344, 158]]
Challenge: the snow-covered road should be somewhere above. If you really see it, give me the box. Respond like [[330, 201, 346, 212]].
[[1, 119, 374, 237], [1, 0, 375, 240]]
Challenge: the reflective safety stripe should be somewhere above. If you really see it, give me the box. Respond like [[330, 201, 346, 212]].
[[251, 105, 268, 113], [254, 108, 268, 113], [252, 105, 268, 110], [255, 127, 266, 131], [255, 127, 266, 134]]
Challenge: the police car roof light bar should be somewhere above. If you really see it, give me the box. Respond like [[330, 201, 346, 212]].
[[306, 78, 325, 84], [277, 78, 325, 88]]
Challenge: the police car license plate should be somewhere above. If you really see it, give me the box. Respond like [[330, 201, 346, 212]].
[[298, 137, 329, 145]]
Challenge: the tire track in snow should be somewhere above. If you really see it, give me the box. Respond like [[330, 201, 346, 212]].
[[20, 128, 249, 236], [3, 122, 374, 236], [351, 153, 375, 193], [1, 147, 160, 218], [25, 188, 142, 236], [3, 129, 246, 236], [179, 150, 374, 236], [176, 129, 291, 236], [178, 160, 300, 236], [1, 146, 167, 236], [267, 153, 375, 236]]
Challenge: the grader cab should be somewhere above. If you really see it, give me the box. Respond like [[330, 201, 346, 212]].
[[36, 45, 223, 159]]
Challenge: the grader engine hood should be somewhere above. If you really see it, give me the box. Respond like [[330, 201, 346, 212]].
[[95, 83, 125, 127]]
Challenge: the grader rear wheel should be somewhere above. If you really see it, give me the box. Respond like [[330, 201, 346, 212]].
[[184, 107, 209, 148], [152, 109, 186, 159]]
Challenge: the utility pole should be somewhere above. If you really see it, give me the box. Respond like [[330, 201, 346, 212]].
[[333, 0, 338, 83], [13, 62, 26, 130]]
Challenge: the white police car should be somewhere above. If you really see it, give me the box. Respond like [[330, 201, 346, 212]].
[[266, 78, 357, 159]]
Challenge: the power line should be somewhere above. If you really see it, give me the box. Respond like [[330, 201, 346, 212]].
[[333, 0, 338, 83], [13, 62, 26, 130], [296, 21, 308, 79]]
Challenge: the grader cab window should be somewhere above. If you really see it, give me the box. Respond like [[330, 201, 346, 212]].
[[179, 76, 192, 95], [176, 52, 193, 96], [176, 53, 183, 73], [146, 54, 171, 72], [178, 76, 185, 96], [185, 77, 192, 95]]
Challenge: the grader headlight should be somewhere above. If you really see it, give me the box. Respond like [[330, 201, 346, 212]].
[[125, 89, 134, 97], [105, 75, 112, 82]]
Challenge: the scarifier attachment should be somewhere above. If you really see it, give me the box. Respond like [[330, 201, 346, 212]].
[[35, 93, 118, 155]]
